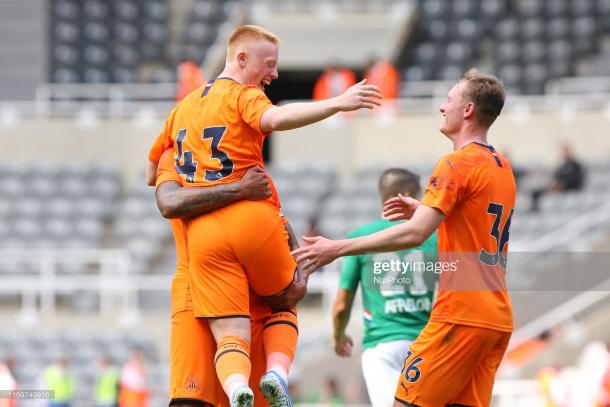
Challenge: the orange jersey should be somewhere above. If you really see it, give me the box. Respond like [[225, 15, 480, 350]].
[[421, 142, 516, 332], [156, 149, 192, 315], [148, 78, 280, 208]]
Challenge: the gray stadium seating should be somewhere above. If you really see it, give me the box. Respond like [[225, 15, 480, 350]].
[[50, 0, 170, 84], [399, 0, 610, 94]]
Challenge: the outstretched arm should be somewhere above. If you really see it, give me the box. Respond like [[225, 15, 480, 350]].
[[260, 80, 382, 132], [292, 205, 444, 274], [333, 289, 356, 357], [155, 166, 271, 218]]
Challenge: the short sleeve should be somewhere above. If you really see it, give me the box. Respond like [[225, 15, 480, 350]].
[[155, 148, 181, 188], [148, 108, 176, 163], [338, 230, 362, 291], [420, 156, 461, 217], [238, 86, 273, 135], [339, 255, 361, 291]]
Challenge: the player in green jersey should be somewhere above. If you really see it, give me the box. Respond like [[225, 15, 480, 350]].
[[332, 168, 438, 407]]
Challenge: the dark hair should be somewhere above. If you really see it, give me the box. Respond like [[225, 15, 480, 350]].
[[460, 69, 506, 128], [378, 168, 421, 202]]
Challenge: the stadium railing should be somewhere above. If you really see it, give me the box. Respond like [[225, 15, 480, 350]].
[[0, 248, 159, 326], [4, 79, 605, 119], [0, 247, 342, 326]]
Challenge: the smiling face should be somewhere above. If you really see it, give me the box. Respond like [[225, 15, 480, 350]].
[[438, 81, 473, 137], [239, 39, 279, 91]]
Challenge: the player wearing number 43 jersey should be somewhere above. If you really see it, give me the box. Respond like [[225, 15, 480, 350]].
[[294, 70, 515, 407], [333, 168, 438, 407], [147, 25, 382, 407]]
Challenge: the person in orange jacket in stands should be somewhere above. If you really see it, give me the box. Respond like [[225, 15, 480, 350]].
[[176, 60, 205, 101], [312, 65, 357, 101], [363, 58, 400, 100], [119, 351, 149, 407]]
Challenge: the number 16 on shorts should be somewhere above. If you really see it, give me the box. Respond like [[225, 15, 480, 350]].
[[401, 350, 424, 383]]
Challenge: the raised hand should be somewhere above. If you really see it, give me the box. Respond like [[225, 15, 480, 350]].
[[335, 79, 382, 111], [383, 194, 420, 221], [238, 166, 272, 200]]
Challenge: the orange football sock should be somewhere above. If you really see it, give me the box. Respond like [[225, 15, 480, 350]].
[[215, 336, 251, 397], [263, 308, 298, 382]]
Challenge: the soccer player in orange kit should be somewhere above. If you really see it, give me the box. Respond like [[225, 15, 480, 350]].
[[154, 148, 308, 407], [293, 70, 515, 407], [146, 25, 381, 407]]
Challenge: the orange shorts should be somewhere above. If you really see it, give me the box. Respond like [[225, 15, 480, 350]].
[[394, 321, 511, 407], [169, 309, 222, 405], [187, 200, 296, 318], [170, 306, 270, 407]]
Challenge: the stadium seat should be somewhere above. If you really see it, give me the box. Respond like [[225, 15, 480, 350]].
[[521, 18, 545, 41], [14, 199, 44, 219], [54, 22, 80, 43], [481, 0, 506, 20], [516, 0, 544, 18], [113, 0, 139, 22], [545, 0, 569, 17], [546, 17, 570, 39], [13, 219, 41, 240], [572, 0, 595, 16], [451, 0, 477, 18], [421, 0, 449, 19], [44, 218, 74, 240], [495, 18, 520, 41], [83, 0, 110, 20], [54, 0, 79, 21], [496, 41, 520, 65], [427, 19, 448, 41]]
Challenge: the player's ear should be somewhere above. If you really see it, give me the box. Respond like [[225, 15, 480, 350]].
[[464, 101, 475, 120], [237, 51, 247, 67]]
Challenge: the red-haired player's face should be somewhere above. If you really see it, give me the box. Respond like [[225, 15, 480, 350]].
[[439, 82, 467, 137], [242, 40, 279, 91]]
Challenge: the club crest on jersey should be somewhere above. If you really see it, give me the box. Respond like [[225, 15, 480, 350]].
[[429, 176, 456, 191], [185, 376, 201, 392]]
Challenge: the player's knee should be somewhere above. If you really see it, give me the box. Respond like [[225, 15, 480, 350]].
[[208, 317, 251, 342]]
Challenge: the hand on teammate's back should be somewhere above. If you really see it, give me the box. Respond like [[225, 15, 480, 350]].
[[383, 194, 420, 221], [334, 334, 354, 357], [237, 166, 272, 200], [336, 79, 383, 111]]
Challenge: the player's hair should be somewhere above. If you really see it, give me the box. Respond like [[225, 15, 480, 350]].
[[226, 25, 280, 61], [378, 168, 421, 202], [460, 69, 506, 128]]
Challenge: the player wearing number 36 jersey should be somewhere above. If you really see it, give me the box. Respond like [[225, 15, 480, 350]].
[[293, 70, 515, 407]]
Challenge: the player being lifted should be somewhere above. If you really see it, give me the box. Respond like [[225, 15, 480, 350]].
[[153, 149, 310, 407], [333, 168, 438, 407], [294, 71, 515, 407], [146, 25, 381, 407]]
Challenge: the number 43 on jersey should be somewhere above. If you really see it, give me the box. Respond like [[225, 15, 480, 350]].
[[174, 126, 234, 183]]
